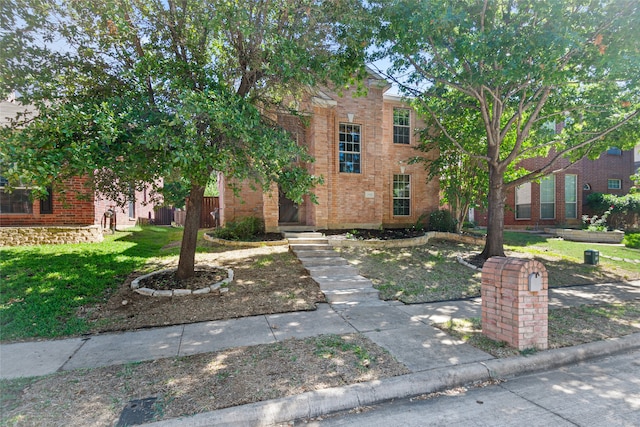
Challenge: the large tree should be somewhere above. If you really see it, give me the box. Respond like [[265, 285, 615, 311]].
[[0, 0, 367, 278], [410, 90, 489, 233], [371, 0, 640, 260]]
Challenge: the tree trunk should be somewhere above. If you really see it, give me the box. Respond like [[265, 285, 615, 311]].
[[176, 184, 205, 280], [455, 200, 470, 234], [479, 166, 507, 260]]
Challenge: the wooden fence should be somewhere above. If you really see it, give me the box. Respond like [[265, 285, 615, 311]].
[[167, 196, 219, 228]]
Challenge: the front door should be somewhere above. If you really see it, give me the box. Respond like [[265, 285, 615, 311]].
[[278, 187, 299, 223]]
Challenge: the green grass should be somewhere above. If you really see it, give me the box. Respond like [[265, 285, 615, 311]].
[[0, 226, 184, 341], [504, 231, 640, 274]]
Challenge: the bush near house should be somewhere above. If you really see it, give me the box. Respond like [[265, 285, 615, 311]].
[[427, 209, 457, 233], [623, 233, 640, 249], [211, 216, 265, 241], [585, 193, 640, 230]]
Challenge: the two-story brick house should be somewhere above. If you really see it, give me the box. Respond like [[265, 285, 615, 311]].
[[475, 145, 638, 229], [218, 70, 440, 232]]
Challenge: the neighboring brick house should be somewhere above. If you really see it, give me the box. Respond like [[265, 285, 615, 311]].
[[0, 99, 158, 245], [218, 70, 440, 232], [475, 145, 638, 229]]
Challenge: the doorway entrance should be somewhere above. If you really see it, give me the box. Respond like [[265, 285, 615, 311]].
[[278, 187, 299, 224]]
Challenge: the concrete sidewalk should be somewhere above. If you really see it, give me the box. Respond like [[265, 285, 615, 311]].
[[1, 234, 639, 425]]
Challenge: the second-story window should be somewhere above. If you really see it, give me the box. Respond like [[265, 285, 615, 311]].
[[393, 108, 411, 144], [339, 123, 361, 173]]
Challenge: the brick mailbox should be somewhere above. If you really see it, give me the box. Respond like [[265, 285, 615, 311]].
[[481, 257, 548, 351]]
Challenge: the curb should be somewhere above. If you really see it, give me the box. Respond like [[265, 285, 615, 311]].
[[143, 332, 640, 427]]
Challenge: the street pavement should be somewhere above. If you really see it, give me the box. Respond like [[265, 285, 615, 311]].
[[1, 232, 639, 426], [298, 348, 640, 427]]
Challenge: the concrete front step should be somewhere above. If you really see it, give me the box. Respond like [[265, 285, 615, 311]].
[[314, 278, 374, 291], [289, 243, 331, 252], [291, 249, 340, 258], [283, 232, 325, 239], [304, 265, 360, 275], [298, 257, 349, 267], [288, 238, 329, 245]]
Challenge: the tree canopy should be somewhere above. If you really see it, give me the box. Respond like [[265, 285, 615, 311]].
[[1, 0, 368, 277], [371, 0, 640, 259]]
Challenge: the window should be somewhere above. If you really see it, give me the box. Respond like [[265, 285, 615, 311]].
[[393, 174, 411, 216], [128, 185, 135, 219], [515, 183, 531, 219], [339, 123, 361, 173], [607, 147, 622, 155], [0, 176, 33, 214], [540, 175, 556, 219], [608, 179, 621, 190], [40, 186, 53, 214], [393, 109, 411, 144], [565, 175, 577, 219]]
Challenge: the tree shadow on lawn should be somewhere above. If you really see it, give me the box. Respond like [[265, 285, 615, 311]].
[[0, 247, 142, 341], [0, 227, 250, 342]]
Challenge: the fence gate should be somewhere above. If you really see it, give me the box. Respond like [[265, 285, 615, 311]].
[[200, 197, 220, 228], [154, 207, 175, 225]]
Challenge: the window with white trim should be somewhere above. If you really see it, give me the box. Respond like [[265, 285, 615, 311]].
[[393, 108, 410, 144], [540, 175, 556, 219], [0, 176, 33, 214], [515, 183, 531, 219], [393, 174, 410, 216], [339, 123, 361, 173], [607, 179, 621, 190], [128, 185, 135, 219], [565, 174, 577, 219]]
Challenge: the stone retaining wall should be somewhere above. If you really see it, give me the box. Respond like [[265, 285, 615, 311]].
[[0, 226, 104, 247], [327, 231, 485, 248], [544, 228, 625, 244], [202, 233, 289, 247]]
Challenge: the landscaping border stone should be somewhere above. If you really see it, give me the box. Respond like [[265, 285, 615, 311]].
[[130, 266, 233, 297], [203, 233, 289, 247], [327, 231, 485, 248]]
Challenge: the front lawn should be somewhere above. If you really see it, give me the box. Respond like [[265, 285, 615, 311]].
[[337, 233, 639, 304], [0, 226, 183, 341]]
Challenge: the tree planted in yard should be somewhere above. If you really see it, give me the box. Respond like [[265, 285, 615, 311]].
[[411, 90, 489, 233], [0, 0, 367, 278], [370, 0, 640, 260]]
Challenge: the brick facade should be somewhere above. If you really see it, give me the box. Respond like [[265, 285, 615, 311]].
[[219, 74, 440, 231], [0, 175, 157, 229], [476, 146, 638, 228]]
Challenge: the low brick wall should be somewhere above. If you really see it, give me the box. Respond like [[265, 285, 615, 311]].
[[0, 226, 104, 247], [544, 228, 625, 244]]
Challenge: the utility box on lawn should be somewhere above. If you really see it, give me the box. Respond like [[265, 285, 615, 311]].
[[584, 250, 599, 265]]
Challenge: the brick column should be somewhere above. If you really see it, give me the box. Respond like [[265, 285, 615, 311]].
[[481, 257, 548, 351]]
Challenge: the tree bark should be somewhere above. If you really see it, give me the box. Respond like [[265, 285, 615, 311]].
[[479, 165, 507, 260], [176, 184, 205, 280]]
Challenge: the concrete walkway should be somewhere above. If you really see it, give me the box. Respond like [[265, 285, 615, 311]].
[[1, 233, 639, 426]]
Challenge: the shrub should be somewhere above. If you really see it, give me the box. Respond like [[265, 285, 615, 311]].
[[585, 193, 640, 231], [427, 209, 457, 233], [212, 216, 264, 241], [623, 233, 640, 249]]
